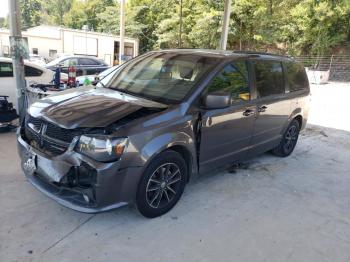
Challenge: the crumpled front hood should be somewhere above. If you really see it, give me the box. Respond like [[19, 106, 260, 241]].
[[27, 86, 167, 129]]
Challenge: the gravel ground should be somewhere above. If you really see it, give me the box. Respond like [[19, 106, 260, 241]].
[[1, 83, 349, 262]]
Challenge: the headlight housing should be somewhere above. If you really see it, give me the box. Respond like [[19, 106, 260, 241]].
[[75, 135, 128, 162]]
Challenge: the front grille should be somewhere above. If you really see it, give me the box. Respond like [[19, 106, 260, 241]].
[[46, 122, 78, 143], [25, 115, 81, 156], [28, 115, 42, 130]]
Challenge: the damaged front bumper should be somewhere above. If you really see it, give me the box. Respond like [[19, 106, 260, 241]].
[[17, 130, 143, 213]]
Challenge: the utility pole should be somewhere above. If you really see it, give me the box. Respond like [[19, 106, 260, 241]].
[[219, 0, 232, 50], [179, 0, 183, 48], [8, 0, 26, 121], [119, 0, 126, 65]]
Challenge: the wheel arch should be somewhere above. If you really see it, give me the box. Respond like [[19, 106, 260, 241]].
[[163, 145, 193, 182], [281, 108, 303, 134], [139, 133, 197, 182], [293, 115, 303, 128]]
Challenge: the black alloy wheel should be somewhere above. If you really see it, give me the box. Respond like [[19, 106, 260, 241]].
[[136, 150, 187, 218], [272, 119, 300, 157], [146, 163, 182, 209]]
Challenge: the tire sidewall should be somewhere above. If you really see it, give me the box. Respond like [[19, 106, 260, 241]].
[[282, 119, 300, 156], [136, 150, 187, 218]]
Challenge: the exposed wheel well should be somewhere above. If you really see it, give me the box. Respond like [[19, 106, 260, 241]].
[[294, 115, 303, 128], [166, 145, 192, 182]]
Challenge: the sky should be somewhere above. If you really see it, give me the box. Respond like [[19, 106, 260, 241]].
[[0, 0, 9, 18]]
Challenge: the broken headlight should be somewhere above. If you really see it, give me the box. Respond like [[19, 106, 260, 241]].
[[76, 135, 128, 162]]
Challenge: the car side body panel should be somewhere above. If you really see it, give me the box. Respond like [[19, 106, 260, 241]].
[[17, 50, 310, 213]]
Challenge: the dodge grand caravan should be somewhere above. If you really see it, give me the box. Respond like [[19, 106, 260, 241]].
[[18, 49, 310, 218]]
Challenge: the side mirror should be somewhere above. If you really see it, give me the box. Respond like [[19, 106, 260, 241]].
[[204, 92, 231, 109]]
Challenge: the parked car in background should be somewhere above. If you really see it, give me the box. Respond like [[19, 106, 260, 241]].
[[27, 54, 47, 67], [76, 65, 119, 86], [45, 55, 109, 77], [18, 49, 310, 218], [0, 57, 68, 111]]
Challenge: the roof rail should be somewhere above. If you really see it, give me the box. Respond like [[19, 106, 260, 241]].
[[232, 50, 290, 58]]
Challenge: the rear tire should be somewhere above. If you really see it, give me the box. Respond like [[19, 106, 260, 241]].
[[136, 150, 187, 218], [272, 119, 300, 157]]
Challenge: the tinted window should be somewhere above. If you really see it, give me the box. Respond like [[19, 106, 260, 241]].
[[0, 62, 13, 77], [62, 58, 78, 67], [207, 61, 250, 102], [79, 58, 100, 66], [285, 62, 308, 92], [25, 66, 43, 77], [254, 61, 284, 97]]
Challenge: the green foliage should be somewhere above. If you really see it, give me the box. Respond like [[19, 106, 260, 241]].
[[20, 0, 42, 29], [0, 17, 7, 28], [41, 0, 72, 26], [16, 0, 350, 55]]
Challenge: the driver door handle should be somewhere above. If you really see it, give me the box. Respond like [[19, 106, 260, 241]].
[[258, 105, 268, 112]]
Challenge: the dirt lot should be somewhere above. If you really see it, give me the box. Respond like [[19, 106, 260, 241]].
[[1, 83, 350, 262]]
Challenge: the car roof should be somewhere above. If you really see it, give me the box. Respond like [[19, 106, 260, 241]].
[[58, 55, 102, 60], [152, 49, 294, 61], [0, 57, 49, 69]]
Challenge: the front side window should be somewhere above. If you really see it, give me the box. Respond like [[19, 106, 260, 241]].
[[0, 62, 13, 77], [206, 61, 250, 102], [25, 66, 43, 77], [285, 62, 308, 92], [104, 52, 221, 104], [62, 58, 78, 67], [254, 60, 284, 98]]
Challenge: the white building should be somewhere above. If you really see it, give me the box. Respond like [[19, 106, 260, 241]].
[[0, 25, 139, 66]]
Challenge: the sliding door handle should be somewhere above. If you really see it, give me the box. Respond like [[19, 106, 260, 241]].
[[243, 109, 255, 117], [258, 105, 268, 112]]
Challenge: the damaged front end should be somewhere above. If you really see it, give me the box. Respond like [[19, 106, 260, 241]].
[[17, 106, 163, 212]]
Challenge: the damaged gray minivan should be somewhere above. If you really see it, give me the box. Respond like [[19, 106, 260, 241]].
[[18, 49, 310, 218]]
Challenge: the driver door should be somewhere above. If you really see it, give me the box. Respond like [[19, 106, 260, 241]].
[[199, 60, 256, 172]]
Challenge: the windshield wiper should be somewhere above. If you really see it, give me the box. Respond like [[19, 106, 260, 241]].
[[110, 87, 174, 105], [96, 80, 107, 88], [111, 87, 143, 98]]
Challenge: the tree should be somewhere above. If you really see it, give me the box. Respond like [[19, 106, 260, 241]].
[[42, 0, 72, 26], [64, 0, 116, 31], [14, 0, 350, 54], [0, 17, 8, 28], [20, 0, 42, 30]]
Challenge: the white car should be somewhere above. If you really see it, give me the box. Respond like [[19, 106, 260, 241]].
[[27, 54, 47, 67], [0, 57, 68, 110], [76, 65, 119, 86]]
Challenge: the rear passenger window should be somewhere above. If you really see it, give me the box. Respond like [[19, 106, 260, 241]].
[[207, 61, 250, 102], [25, 66, 43, 77], [285, 62, 308, 92], [254, 61, 284, 98], [0, 62, 13, 77]]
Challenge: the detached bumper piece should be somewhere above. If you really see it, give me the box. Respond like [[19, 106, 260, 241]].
[[26, 163, 127, 213], [31, 164, 97, 208]]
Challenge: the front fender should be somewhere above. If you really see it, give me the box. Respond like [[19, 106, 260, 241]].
[[140, 132, 197, 172]]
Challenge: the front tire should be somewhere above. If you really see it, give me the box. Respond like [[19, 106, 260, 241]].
[[136, 150, 187, 218], [272, 119, 300, 157]]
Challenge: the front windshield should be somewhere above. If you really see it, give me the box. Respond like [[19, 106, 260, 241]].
[[102, 52, 220, 104]]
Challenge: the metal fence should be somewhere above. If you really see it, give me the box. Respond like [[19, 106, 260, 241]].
[[295, 55, 350, 82]]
